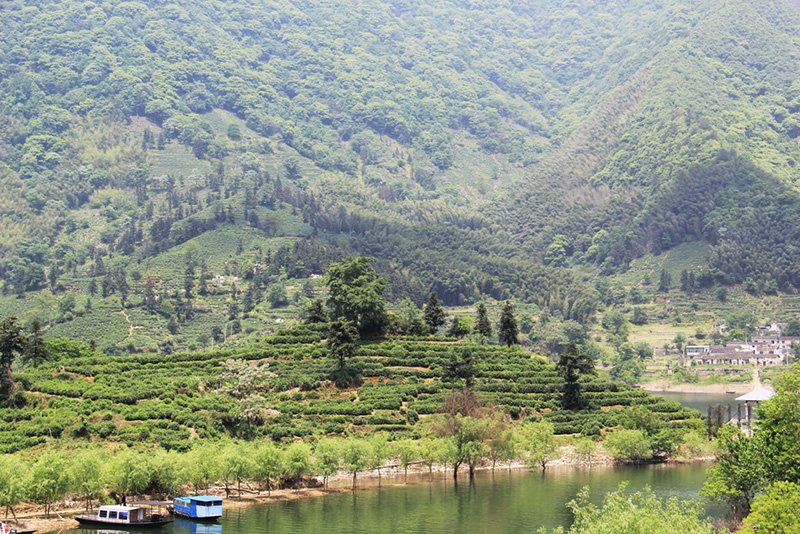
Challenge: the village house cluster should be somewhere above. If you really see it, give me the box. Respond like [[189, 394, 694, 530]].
[[685, 330, 800, 366]]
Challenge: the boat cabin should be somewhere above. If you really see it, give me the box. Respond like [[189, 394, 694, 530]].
[[172, 496, 223, 519], [96, 505, 147, 524], [76, 502, 172, 527]]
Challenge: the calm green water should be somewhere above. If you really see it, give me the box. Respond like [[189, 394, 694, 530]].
[[653, 391, 739, 414], [66, 463, 715, 534]]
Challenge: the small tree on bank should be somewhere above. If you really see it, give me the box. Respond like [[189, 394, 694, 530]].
[[517, 420, 559, 471], [342, 438, 372, 489], [313, 438, 340, 490], [284, 442, 312, 492], [252, 441, 283, 495], [427, 390, 497, 479]]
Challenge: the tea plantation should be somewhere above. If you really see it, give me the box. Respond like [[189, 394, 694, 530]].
[[5, 324, 700, 454]]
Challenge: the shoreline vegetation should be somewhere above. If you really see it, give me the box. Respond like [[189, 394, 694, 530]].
[[6, 450, 714, 534]]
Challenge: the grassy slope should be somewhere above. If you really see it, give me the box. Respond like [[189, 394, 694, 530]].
[[3, 326, 701, 453]]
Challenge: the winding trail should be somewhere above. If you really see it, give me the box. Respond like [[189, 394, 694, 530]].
[[116, 309, 139, 344], [752, 365, 762, 389]]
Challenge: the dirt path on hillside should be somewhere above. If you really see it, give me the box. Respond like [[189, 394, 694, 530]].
[[752, 365, 762, 389], [116, 309, 139, 343]]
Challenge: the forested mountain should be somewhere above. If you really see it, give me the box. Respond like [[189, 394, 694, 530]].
[[1, 0, 800, 350]]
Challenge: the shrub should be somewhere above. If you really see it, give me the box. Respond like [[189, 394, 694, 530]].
[[406, 409, 419, 425], [604, 429, 652, 462], [581, 420, 602, 438]]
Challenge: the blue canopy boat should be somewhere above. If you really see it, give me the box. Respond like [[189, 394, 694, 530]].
[[171, 496, 223, 521]]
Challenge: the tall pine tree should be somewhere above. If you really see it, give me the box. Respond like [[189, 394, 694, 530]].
[[557, 343, 596, 409], [423, 291, 446, 335], [475, 303, 492, 340], [498, 301, 519, 347], [658, 269, 672, 292]]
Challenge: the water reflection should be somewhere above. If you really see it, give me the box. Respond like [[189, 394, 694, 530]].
[[174, 519, 222, 534]]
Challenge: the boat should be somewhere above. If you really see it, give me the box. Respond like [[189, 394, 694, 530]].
[[171, 496, 223, 521], [75, 503, 173, 528], [1, 521, 37, 534]]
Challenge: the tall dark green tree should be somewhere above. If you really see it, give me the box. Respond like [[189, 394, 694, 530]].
[[443, 347, 479, 389], [22, 319, 49, 368], [323, 257, 386, 335], [556, 343, 596, 409], [631, 306, 648, 326], [658, 269, 672, 292], [47, 262, 60, 290], [0, 317, 25, 402], [305, 299, 328, 324], [116, 269, 129, 306], [327, 320, 360, 387], [423, 291, 446, 335], [497, 301, 519, 347], [198, 269, 210, 296], [475, 303, 492, 339], [184, 274, 194, 300], [143, 277, 157, 311], [227, 299, 239, 321]]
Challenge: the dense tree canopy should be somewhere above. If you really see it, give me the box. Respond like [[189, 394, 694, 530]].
[[322, 257, 386, 335]]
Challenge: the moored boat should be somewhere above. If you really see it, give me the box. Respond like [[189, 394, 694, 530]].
[[171, 496, 223, 521], [1, 521, 37, 534], [75, 504, 173, 528]]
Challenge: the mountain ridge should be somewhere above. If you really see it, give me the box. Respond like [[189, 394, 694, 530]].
[[2, 0, 800, 350]]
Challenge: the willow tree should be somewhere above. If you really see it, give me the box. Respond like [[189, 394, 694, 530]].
[[0, 455, 29, 520], [427, 390, 496, 479]]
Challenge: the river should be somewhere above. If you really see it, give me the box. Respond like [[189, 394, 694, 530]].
[[653, 391, 740, 414], [63, 463, 717, 534], [63, 395, 725, 534]]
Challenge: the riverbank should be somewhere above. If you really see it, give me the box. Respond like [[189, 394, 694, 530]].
[[641, 380, 765, 394], [12, 449, 712, 533]]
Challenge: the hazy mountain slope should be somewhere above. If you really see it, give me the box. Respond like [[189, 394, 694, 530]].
[[487, 0, 800, 290], [2, 0, 800, 350]]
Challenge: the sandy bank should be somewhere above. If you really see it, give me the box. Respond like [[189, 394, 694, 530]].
[[641, 381, 761, 394]]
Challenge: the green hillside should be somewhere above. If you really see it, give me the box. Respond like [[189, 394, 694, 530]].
[[2, 0, 800, 350], [1, 326, 700, 453]]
